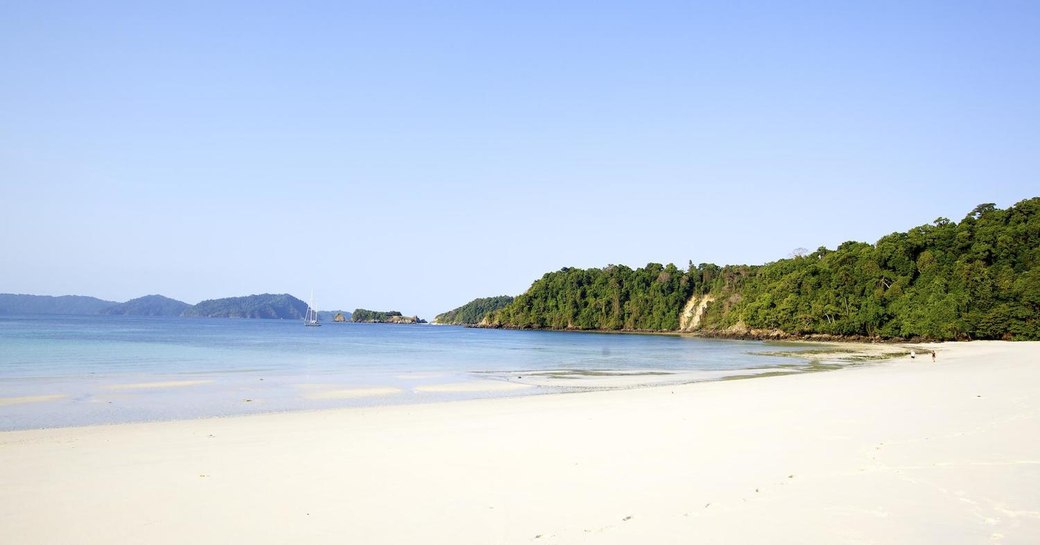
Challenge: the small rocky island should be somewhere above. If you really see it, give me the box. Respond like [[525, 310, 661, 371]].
[[352, 309, 427, 324]]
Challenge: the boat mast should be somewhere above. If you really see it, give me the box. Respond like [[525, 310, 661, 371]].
[[306, 291, 319, 325]]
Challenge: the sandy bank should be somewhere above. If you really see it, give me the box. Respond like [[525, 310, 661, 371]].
[[1, 341, 1037, 544], [105, 380, 214, 390], [0, 394, 68, 407]]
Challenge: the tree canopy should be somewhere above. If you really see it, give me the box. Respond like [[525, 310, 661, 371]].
[[434, 296, 514, 325], [486, 263, 703, 331], [484, 198, 1040, 340], [351, 309, 404, 322]]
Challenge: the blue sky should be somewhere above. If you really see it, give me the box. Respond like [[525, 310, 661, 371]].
[[2, 1, 1038, 318]]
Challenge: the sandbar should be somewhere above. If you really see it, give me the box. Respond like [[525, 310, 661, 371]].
[[105, 380, 213, 390], [0, 394, 67, 407], [1, 341, 1037, 544], [413, 381, 534, 393], [303, 387, 404, 400]]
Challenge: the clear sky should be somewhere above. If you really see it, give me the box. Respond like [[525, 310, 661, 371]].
[[2, 1, 1038, 318]]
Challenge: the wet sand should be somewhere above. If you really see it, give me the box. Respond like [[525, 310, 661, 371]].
[[1, 341, 1037, 544]]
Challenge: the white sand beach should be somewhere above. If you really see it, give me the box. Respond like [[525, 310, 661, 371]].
[[1, 341, 1037, 544]]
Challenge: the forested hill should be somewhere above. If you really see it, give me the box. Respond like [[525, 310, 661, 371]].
[[484, 198, 1040, 341], [100, 294, 190, 316], [434, 296, 514, 325], [181, 294, 308, 319], [486, 263, 695, 331], [0, 294, 118, 315], [2, 292, 328, 320]]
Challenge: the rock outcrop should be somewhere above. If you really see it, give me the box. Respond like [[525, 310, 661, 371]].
[[679, 294, 715, 332]]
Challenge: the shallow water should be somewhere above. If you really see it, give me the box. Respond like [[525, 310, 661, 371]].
[[0, 315, 811, 429]]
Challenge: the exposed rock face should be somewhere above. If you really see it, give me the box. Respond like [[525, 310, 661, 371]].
[[679, 294, 715, 332], [333, 313, 347, 322], [386, 314, 426, 324]]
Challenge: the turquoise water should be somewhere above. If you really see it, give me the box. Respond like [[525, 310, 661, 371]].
[[0, 315, 810, 430]]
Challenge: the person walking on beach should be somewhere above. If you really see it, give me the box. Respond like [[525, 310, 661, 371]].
[[910, 350, 916, 360], [932, 351, 936, 363]]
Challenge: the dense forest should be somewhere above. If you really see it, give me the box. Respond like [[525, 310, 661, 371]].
[[485, 199, 1040, 340], [488, 263, 696, 331], [351, 309, 426, 323], [351, 309, 403, 322], [434, 296, 514, 325]]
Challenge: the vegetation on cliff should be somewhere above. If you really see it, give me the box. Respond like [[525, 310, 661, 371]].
[[486, 198, 1040, 340], [434, 296, 514, 325], [486, 264, 701, 331], [721, 200, 1040, 340]]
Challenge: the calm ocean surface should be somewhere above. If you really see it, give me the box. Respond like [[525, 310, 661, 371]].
[[0, 315, 813, 430]]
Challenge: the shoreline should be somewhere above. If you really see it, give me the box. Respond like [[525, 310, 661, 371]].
[[1, 339, 911, 432], [474, 322, 963, 344], [3, 340, 1037, 543]]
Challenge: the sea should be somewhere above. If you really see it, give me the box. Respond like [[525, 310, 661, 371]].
[[0, 315, 815, 430]]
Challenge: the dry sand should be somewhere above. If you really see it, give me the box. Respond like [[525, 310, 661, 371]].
[[1, 341, 1037, 544]]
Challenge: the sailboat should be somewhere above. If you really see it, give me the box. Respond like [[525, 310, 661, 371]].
[[304, 293, 321, 327]]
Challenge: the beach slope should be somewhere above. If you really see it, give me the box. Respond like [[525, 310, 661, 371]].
[[1, 341, 1037, 544]]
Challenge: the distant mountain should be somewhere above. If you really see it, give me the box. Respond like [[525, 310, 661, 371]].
[[181, 293, 308, 319], [100, 295, 190, 316], [0, 294, 119, 315], [317, 310, 352, 322], [434, 295, 514, 325]]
